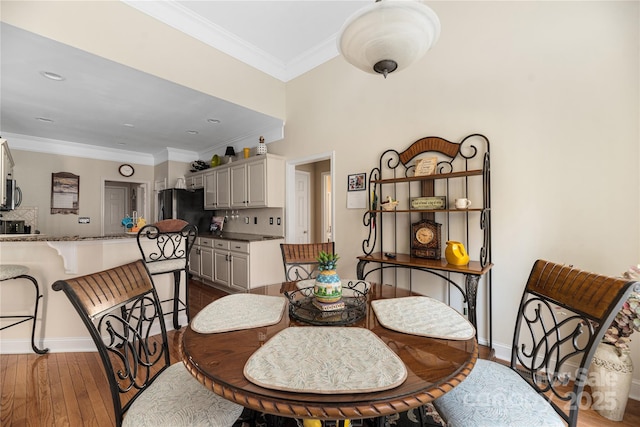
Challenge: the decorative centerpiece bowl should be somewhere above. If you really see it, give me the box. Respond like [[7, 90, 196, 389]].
[[314, 251, 341, 303]]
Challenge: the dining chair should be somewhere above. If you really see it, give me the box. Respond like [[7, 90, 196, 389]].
[[433, 259, 640, 427], [52, 260, 244, 427], [280, 242, 335, 281], [136, 219, 197, 329]]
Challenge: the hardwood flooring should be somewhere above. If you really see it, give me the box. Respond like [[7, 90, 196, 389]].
[[2, 279, 639, 426]]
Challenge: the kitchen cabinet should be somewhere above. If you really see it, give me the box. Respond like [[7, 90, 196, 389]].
[[231, 155, 284, 208], [204, 168, 230, 210], [214, 240, 250, 291], [189, 236, 284, 292], [213, 239, 231, 287], [188, 237, 201, 276], [189, 154, 284, 210], [193, 237, 214, 281], [1, 139, 14, 207], [185, 171, 205, 190]]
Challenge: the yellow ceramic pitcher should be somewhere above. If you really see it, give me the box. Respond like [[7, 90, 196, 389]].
[[445, 241, 470, 265]]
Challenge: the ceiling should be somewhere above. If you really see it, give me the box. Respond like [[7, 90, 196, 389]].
[[0, 1, 369, 161]]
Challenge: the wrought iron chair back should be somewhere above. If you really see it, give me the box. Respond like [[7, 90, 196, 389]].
[[52, 260, 169, 424], [136, 219, 197, 329], [280, 242, 335, 281], [511, 260, 638, 426], [136, 219, 197, 265]]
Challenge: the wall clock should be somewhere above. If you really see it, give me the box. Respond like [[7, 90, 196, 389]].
[[118, 164, 134, 177], [410, 219, 441, 259]]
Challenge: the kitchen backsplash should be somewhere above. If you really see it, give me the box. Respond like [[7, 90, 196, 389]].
[[0, 206, 38, 232], [212, 207, 284, 236]]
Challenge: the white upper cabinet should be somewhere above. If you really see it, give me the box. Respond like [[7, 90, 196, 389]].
[[196, 154, 284, 210]]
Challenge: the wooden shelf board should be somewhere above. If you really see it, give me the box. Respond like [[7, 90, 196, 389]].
[[371, 208, 485, 214], [357, 252, 493, 276], [371, 169, 483, 184]]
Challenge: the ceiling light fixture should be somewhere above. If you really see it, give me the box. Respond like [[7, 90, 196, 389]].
[[186, 130, 199, 135], [40, 71, 65, 81], [338, 0, 441, 78], [207, 119, 221, 124], [36, 117, 54, 123]]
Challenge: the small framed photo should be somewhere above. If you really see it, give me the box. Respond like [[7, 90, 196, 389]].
[[348, 173, 366, 192], [415, 157, 438, 176]]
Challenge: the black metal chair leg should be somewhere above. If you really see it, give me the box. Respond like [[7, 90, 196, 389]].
[[172, 270, 181, 330], [19, 274, 49, 354], [184, 268, 190, 322]]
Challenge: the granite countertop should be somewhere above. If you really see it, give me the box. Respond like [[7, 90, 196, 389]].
[[0, 233, 137, 242], [0, 232, 284, 243], [198, 232, 284, 242]]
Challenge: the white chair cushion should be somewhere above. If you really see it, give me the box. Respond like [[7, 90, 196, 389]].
[[145, 258, 186, 274], [0, 265, 29, 281], [433, 359, 564, 427], [123, 362, 244, 427]]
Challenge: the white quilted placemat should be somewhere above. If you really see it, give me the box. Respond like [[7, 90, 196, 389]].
[[371, 296, 475, 340], [244, 327, 407, 394], [296, 278, 370, 297], [191, 294, 286, 333]]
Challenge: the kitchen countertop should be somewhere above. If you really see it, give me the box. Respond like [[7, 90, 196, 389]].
[[0, 232, 284, 243], [197, 232, 283, 242]]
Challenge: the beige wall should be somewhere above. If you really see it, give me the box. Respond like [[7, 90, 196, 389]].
[[271, 0, 640, 374], [1, 0, 639, 394], [11, 150, 155, 236]]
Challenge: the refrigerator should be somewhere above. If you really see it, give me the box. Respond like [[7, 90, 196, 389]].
[[157, 188, 209, 233]]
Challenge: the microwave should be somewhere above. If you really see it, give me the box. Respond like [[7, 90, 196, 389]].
[[1, 179, 22, 211]]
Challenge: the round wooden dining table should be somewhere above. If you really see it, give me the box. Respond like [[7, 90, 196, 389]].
[[180, 282, 478, 421]]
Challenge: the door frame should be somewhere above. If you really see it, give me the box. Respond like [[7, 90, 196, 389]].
[[285, 151, 335, 244], [321, 171, 332, 242], [101, 178, 151, 235]]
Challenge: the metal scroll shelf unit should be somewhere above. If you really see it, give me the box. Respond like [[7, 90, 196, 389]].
[[356, 134, 493, 348]]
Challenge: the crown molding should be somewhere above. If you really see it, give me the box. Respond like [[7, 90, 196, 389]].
[[4, 132, 204, 165], [153, 147, 201, 164], [121, 0, 339, 82]]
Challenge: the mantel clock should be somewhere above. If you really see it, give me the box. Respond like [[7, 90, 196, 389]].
[[411, 219, 442, 259]]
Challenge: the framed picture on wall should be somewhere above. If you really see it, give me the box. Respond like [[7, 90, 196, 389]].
[[51, 172, 79, 215], [347, 173, 366, 192]]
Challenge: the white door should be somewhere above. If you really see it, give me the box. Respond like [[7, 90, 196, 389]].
[[104, 186, 128, 235], [322, 172, 333, 242], [295, 171, 310, 243]]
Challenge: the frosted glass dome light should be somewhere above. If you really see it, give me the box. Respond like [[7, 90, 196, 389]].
[[338, 0, 441, 78]]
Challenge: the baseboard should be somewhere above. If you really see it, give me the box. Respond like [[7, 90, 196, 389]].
[[490, 340, 640, 401], [0, 313, 187, 354]]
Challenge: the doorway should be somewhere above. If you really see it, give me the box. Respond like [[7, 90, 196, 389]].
[[101, 180, 150, 235], [285, 152, 334, 244]]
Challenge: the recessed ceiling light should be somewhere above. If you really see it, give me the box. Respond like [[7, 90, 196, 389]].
[[187, 130, 199, 135], [207, 119, 221, 124], [40, 71, 65, 81], [123, 123, 135, 128], [36, 117, 54, 123]]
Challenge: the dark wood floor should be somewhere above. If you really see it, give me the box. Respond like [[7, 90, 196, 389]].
[[1, 279, 639, 426]]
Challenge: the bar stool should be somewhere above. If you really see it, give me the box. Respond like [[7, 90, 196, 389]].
[[136, 219, 197, 329], [0, 265, 49, 354]]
